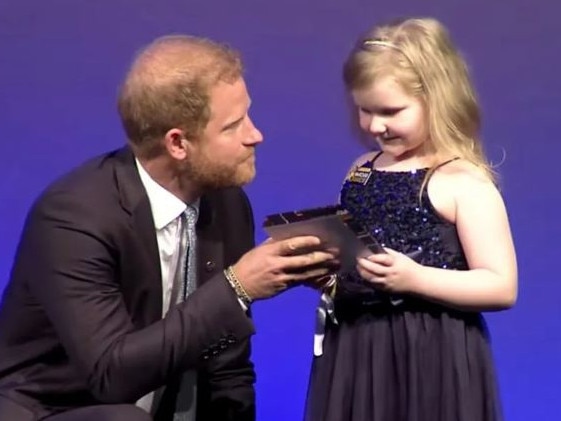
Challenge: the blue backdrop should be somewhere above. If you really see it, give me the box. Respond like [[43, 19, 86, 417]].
[[1, 0, 560, 419]]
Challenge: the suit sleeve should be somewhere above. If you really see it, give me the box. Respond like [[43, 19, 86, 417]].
[[197, 189, 257, 421], [19, 190, 255, 404]]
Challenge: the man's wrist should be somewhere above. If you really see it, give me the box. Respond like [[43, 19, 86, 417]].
[[224, 266, 253, 307]]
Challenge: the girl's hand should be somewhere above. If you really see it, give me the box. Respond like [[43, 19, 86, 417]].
[[356, 248, 422, 293]]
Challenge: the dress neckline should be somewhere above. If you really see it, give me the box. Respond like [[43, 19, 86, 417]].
[[367, 151, 459, 174]]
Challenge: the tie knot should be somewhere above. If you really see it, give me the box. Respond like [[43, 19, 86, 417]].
[[184, 205, 198, 228]]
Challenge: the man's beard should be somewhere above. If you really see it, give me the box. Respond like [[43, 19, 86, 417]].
[[183, 151, 255, 192]]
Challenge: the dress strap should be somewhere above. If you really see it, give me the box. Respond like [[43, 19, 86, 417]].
[[425, 157, 460, 183], [369, 151, 384, 168], [434, 156, 460, 171]]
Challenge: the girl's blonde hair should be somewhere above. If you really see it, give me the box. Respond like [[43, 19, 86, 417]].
[[343, 17, 495, 185]]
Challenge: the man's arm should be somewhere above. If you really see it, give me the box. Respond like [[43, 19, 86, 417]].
[[19, 190, 254, 404], [197, 188, 257, 421], [197, 337, 255, 421]]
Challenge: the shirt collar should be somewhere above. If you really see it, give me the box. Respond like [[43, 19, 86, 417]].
[[135, 158, 199, 230]]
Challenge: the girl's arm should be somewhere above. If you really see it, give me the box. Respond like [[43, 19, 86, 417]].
[[410, 167, 517, 311]]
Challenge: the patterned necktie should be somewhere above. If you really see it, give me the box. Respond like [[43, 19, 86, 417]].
[[174, 205, 198, 421], [182, 205, 198, 300]]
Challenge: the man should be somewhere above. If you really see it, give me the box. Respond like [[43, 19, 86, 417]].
[[0, 35, 333, 420]]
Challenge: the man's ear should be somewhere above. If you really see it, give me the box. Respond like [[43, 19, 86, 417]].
[[164, 128, 190, 160]]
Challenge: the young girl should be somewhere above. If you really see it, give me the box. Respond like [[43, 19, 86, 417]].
[[304, 17, 517, 421]]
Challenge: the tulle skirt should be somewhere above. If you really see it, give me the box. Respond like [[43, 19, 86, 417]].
[[304, 299, 502, 421]]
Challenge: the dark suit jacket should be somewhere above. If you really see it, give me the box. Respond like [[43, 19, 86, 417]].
[[0, 147, 257, 420]]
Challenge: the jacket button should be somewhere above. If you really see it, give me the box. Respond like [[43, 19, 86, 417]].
[[205, 261, 216, 272]]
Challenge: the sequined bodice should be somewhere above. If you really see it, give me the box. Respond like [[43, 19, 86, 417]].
[[336, 159, 468, 300]]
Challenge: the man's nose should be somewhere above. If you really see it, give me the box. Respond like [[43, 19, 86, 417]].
[[246, 117, 263, 145]]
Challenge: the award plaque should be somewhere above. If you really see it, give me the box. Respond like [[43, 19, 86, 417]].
[[263, 205, 385, 273]]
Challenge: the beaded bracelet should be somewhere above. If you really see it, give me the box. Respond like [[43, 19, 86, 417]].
[[224, 266, 253, 307]]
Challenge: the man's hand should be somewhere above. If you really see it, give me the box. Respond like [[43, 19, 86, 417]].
[[232, 236, 336, 300]]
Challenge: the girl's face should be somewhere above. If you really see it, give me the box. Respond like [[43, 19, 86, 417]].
[[352, 76, 429, 161]]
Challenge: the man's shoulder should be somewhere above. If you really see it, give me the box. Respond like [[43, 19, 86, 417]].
[[31, 147, 133, 221], [47, 147, 129, 192]]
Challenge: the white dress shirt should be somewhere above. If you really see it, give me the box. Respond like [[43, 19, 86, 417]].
[[134, 159, 199, 414]]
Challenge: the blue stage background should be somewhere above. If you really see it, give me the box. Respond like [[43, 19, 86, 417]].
[[1, 0, 560, 419]]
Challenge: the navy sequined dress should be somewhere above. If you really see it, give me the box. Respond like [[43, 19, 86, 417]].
[[304, 154, 502, 421]]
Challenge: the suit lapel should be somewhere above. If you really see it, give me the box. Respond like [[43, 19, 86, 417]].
[[196, 194, 224, 286], [111, 148, 225, 319], [113, 147, 163, 321]]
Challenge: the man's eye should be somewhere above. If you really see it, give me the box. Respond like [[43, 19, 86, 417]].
[[223, 119, 243, 131]]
